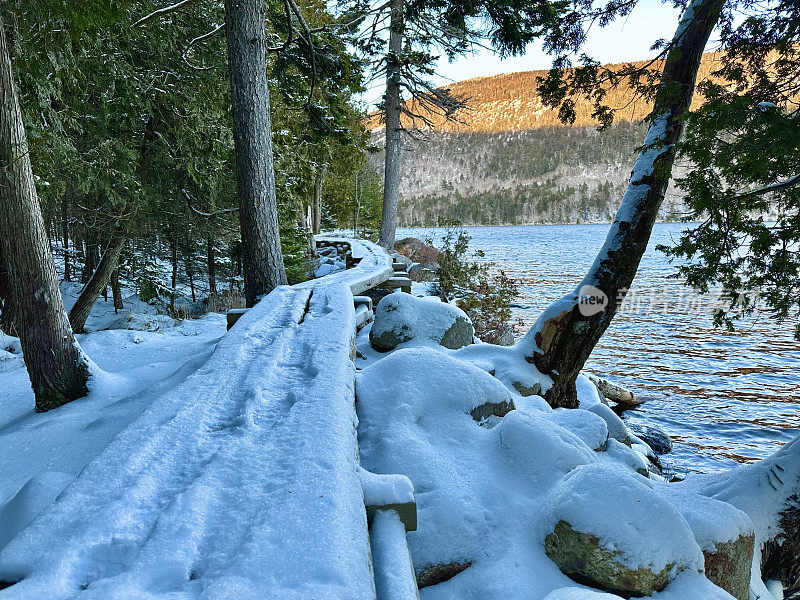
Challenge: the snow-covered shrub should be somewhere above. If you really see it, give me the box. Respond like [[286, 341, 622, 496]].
[[429, 227, 522, 344]]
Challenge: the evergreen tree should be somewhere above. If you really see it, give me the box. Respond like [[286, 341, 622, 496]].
[[660, 2, 800, 338], [345, 0, 566, 249], [0, 16, 91, 411]]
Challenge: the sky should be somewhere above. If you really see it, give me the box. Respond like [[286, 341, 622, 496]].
[[359, 0, 685, 108]]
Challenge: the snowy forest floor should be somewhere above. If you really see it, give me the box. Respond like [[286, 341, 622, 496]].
[[0, 282, 227, 545]]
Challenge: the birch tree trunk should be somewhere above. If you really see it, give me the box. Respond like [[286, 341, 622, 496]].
[[225, 0, 288, 307], [0, 18, 90, 411], [517, 0, 726, 408], [376, 0, 404, 251], [68, 229, 125, 333]]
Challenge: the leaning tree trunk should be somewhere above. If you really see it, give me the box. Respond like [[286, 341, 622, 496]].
[[518, 0, 726, 408], [69, 229, 125, 333], [376, 0, 404, 251], [225, 0, 288, 307], [0, 18, 90, 411]]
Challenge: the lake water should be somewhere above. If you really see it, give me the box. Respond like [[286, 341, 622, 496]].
[[397, 223, 800, 475]]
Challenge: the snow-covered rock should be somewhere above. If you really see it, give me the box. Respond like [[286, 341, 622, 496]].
[[541, 463, 704, 596], [658, 487, 754, 600], [603, 438, 650, 477], [498, 411, 596, 478], [627, 421, 672, 455], [369, 292, 474, 352], [543, 588, 623, 600], [544, 408, 609, 452], [587, 403, 631, 446]]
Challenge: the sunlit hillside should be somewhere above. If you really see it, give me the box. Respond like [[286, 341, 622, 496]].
[[365, 52, 722, 133], [364, 54, 724, 225]]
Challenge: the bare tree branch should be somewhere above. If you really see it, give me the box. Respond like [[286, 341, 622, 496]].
[[134, 0, 197, 27], [730, 175, 800, 201]]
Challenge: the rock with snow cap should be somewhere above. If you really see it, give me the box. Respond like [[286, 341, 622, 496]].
[[587, 403, 631, 446], [370, 292, 474, 352], [541, 463, 704, 597]]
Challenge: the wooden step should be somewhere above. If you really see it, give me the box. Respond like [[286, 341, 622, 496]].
[[379, 276, 412, 293]]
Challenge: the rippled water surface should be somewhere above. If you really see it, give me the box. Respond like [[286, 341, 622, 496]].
[[398, 223, 800, 474]]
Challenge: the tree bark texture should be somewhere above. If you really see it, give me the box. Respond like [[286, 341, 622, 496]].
[[376, 0, 403, 251], [0, 18, 90, 411], [111, 267, 123, 311], [225, 0, 288, 307], [62, 195, 70, 281], [207, 237, 217, 297], [518, 0, 726, 408], [312, 163, 326, 234], [69, 229, 125, 333]]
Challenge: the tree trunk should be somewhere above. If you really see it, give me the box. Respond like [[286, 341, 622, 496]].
[[207, 237, 217, 297], [81, 240, 96, 284], [312, 163, 326, 234], [170, 238, 178, 310], [376, 0, 403, 251], [185, 249, 196, 303], [225, 0, 288, 307], [0, 18, 90, 411], [517, 0, 726, 408], [62, 195, 70, 282], [0, 246, 18, 335], [111, 268, 123, 311], [68, 229, 126, 333]]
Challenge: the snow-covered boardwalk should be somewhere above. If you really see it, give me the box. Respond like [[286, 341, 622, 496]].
[[0, 240, 395, 599]]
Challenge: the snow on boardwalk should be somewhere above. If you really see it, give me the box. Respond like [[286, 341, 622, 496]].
[[0, 240, 393, 599]]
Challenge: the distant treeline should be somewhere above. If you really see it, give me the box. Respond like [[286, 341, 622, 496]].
[[369, 121, 686, 226]]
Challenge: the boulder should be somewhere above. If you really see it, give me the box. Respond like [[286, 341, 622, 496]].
[[545, 521, 677, 596], [416, 561, 472, 589], [512, 381, 542, 397], [659, 488, 755, 600], [603, 438, 650, 477], [392, 253, 413, 267], [627, 422, 673, 455], [370, 293, 474, 352], [702, 535, 754, 600], [408, 262, 438, 282], [587, 403, 631, 446], [542, 464, 704, 597], [545, 408, 609, 452], [543, 588, 623, 600], [394, 237, 441, 264], [496, 329, 516, 346]]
